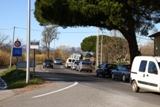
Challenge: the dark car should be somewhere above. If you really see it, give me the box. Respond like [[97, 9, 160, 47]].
[[54, 58, 62, 65], [111, 64, 131, 82], [43, 59, 54, 68], [76, 61, 93, 72], [96, 63, 117, 78], [71, 60, 79, 70]]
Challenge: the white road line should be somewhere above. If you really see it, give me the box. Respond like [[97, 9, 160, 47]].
[[32, 81, 78, 99]]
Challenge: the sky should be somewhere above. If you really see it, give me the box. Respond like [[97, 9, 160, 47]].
[[0, 0, 155, 49]]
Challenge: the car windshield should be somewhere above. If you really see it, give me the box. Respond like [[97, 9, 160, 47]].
[[82, 62, 91, 65], [55, 58, 62, 61], [45, 59, 52, 62], [75, 61, 79, 64]]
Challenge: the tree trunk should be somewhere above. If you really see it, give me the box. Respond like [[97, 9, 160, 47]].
[[119, 29, 140, 65]]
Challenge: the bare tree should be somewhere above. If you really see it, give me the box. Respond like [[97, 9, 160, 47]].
[[139, 40, 154, 56], [41, 25, 59, 59], [0, 32, 9, 49], [56, 45, 74, 61]]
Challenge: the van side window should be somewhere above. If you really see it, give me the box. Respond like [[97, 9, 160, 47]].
[[139, 60, 147, 72], [148, 61, 158, 74]]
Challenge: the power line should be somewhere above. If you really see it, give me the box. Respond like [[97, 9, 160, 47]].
[[0, 27, 96, 33], [0, 28, 13, 30]]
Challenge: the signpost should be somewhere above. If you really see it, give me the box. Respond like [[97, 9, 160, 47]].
[[12, 39, 22, 78], [30, 40, 39, 78]]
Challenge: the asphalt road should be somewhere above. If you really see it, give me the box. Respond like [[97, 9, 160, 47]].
[[1, 65, 160, 107]]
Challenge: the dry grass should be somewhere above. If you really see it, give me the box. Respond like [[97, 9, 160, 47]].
[[0, 50, 51, 67], [0, 50, 10, 66]]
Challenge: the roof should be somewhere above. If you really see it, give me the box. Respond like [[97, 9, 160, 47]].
[[148, 32, 160, 37]]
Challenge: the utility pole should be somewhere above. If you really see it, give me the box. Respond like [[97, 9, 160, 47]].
[[26, 0, 31, 84], [100, 34, 103, 64], [96, 28, 99, 68], [9, 26, 16, 68]]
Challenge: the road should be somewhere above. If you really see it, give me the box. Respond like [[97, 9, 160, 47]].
[[1, 65, 160, 107]]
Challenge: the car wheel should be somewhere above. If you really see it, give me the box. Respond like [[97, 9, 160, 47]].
[[111, 73, 115, 79], [122, 75, 126, 82], [90, 71, 92, 73], [132, 81, 140, 92]]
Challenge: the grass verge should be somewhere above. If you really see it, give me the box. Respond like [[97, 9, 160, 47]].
[[0, 68, 44, 89]]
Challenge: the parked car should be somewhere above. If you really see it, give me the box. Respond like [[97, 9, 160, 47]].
[[43, 59, 54, 68], [54, 58, 62, 65], [111, 64, 131, 82], [71, 60, 79, 70], [96, 63, 117, 77], [65, 58, 76, 68], [76, 61, 93, 72], [131, 56, 160, 93]]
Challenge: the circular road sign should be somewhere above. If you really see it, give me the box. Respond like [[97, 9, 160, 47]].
[[14, 39, 21, 47]]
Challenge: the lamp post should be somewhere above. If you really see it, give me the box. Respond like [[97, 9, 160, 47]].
[[26, 0, 31, 84]]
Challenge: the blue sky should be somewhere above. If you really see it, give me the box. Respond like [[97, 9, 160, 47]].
[[0, 0, 155, 49], [0, 0, 100, 48]]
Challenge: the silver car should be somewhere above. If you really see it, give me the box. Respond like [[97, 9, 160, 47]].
[[76, 61, 93, 72], [54, 58, 62, 65]]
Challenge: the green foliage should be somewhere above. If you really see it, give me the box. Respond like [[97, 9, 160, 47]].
[[81, 36, 97, 52], [81, 35, 127, 53], [0, 68, 43, 89], [116, 61, 128, 66]]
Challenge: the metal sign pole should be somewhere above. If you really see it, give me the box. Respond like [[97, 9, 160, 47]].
[[16, 57, 18, 79], [33, 49, 35, 79]]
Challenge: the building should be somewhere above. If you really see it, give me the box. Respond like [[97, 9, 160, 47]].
[[148, 32, 160, 56]]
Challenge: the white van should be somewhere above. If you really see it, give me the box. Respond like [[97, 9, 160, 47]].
[[131, 56, 160, 93], [65, 58, 76, 68]]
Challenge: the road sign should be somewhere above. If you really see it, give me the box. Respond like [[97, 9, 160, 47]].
[[12, 47, 22, 57], [30, 40, 39, 49], [14, 39, 21, 47]]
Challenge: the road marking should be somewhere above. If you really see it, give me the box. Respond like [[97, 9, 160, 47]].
[[32, 81, 78, 99], [0, 78, 7, 90]]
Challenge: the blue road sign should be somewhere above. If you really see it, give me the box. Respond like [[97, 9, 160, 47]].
[[12, 47, 22, 57]]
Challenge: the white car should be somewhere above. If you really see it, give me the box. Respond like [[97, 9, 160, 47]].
[[65, 58, 76, 68]]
